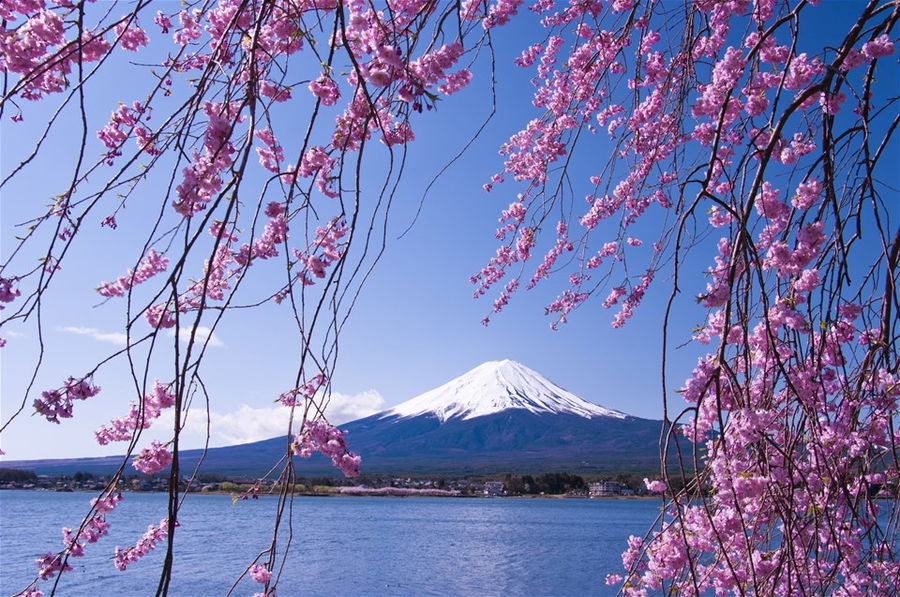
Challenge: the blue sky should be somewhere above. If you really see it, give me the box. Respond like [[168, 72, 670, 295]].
[[1, 1, 895, 460]]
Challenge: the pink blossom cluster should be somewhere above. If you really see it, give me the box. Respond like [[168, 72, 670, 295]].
[[114, 518, 173, 571], [34, 377, 101, 423], [291, 420, 361, 477], [611, 271, 654, 328], [526, 222, 573, 290], [515, 227, 535, 261], [36, 492, 122, 582], [297, 2, 895, 595], [172, 9, 203, 46], [250, 564, 272, 584], [172, 102, 240, 217], [0, 276, 21, 347], [546, 288, 589, 329], [490, 279, 519, 317], [409, 42, 469, 96], [144, 208, 296, 328], [765, 132, 817, 165], [1, 6, 124, 102], [279, 373, 326, 406], [493, 199, 525, 240], [479, 0, 523, 30], [255, 128, 284, 174], [97, 249, 169, 298], [470, 245, 516, 298], [95, 381, 176, 444], [792, 178, 822, 210], [236, 202, 289, 264], [288, 217, 347, 289], [692, 309, 742, 345], [602, 286, 626, 309], [0, 276, 20, 304], [692, 46, 746, 123], [143, 212, 343, 329], [96, 101, 158, 161], [309, 74, 340, 105], [861, 34, 895, 59], [113, 18, 149, 51], [643, 478, 666, 493], [763, 221, 826, 279], [698, 238, 740, 308], [514, 43, 543, 68], [0, 10, 66, 100], [651, 230, 900, 594], [586, 242, 619, 269], [294, 145, 338, 197], [132, 440, 173, 474]]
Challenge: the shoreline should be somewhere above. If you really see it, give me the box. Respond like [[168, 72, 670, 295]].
[[0, 487, 659, 499]]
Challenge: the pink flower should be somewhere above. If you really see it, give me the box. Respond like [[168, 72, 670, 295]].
[[37, 492, 122, 581], [309, 75, 340, 105], [793, 268, 820, 293], [292, 420, 361, 477], [34, 377, 102, 423], [792, 179, 821, 210], [862, 34, 895, 59], [97, 249, 169, 297], [132, 441, 173, 474], [114, 19, 149, 51], [114, 518, 173, 571], [250, 564, 272, 584], [255, 128, 284, 173], [95, 381, 175, 444], [0, 277, 20, 303], [644, 478, 667, 493]]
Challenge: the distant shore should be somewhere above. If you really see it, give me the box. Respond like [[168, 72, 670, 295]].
[[0, 487, 660, 499]]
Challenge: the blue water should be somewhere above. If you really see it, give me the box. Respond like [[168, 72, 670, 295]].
[[0, 491, 661, 596]]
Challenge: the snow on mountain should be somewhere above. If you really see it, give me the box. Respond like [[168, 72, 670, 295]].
[[383, 359, 628, 422]]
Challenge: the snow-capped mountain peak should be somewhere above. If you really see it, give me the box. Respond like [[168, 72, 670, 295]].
[[384, 359, 628, 422]]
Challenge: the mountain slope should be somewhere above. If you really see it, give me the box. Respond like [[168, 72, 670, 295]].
[[3, 360, 681, 477]]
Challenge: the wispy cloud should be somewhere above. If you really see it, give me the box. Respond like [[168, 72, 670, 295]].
[[160, 390, 385, 446], [319, 390, 385, 425], [166, 326, 224, 348], [58, 325, 223, 348], [57, 326, 128, 345]]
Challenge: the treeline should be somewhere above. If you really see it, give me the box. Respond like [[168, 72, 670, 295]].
[[503, 473, 586, 495], [0, 468, 38, 482]]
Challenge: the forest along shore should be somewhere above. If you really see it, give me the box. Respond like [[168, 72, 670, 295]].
[[0, 470, 688, 498]]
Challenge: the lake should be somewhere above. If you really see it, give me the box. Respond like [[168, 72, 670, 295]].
[[0, 491, 661, 596]]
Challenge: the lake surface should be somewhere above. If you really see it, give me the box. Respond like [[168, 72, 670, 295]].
[[1, 491, 661, 596]]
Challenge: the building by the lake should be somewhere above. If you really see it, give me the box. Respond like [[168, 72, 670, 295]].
[[484, 481, 505, 496], [589, 480, 634, 498]]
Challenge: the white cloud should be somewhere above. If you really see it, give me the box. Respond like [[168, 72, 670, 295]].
[[57, 326, 128, 345], [4, 330, 25, 338], [159, 390, 385, 446], [166, 326, 224, 348], [58, 325, 223, 348], [185, 404, 292, 445], [320, 390, 386, 424]]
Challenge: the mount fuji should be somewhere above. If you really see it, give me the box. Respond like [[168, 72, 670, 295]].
[[4, 360, 678, 476], [384, 359, 628, 422]]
